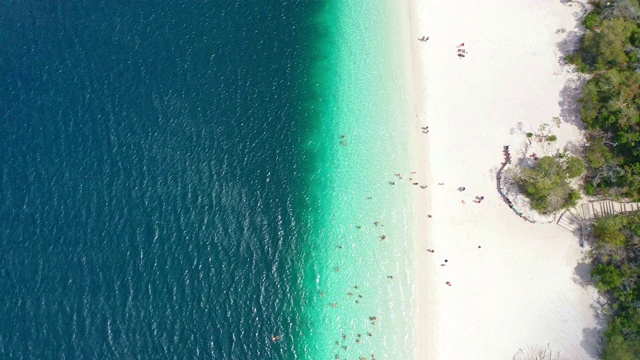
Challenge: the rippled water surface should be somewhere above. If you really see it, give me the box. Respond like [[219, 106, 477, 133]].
[[0, 1, 322, 358]]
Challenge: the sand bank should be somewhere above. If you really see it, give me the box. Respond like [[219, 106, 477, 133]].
[[408, 1, 601, 358]]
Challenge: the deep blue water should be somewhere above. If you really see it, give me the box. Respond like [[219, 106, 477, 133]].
[[0, 1, 322, 358]]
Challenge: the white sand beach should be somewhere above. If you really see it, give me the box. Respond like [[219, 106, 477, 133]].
[[407, 0, 601, 358]]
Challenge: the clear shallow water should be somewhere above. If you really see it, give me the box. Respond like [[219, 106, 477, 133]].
[[302, 1, 415, 358]]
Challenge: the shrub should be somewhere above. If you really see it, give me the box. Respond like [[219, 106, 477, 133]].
[[594, 216, 627, 246], [602, 333, 638, 360], [631, 29, 640, 47], [565, 157, 585, 178], [568, 189, 581, 207], [592, 263, 623, 292], [515, 156, 582, 214], [582, 17, 638, 69], [577, 62, 591, 73], [585, 183, 597, 196], [583, 12, 601, 30]]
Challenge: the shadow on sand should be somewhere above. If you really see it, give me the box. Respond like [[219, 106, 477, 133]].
[[573, 261, 608, 358]]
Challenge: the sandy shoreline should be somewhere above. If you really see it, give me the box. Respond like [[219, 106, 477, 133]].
[[407, 0, 600, 358]]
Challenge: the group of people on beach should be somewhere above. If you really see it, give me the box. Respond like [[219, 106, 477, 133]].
[[458, 186, 484, 204], [418, 37, 468, 59], [457, 43, 467, 58]]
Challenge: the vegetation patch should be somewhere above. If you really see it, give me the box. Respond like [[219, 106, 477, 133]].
[[514, 154, 583, 214], [590, 213, 640, 359], [568, 2, 640, 357]]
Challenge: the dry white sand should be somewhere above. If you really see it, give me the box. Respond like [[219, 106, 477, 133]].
[[406, 0, 602, 359]]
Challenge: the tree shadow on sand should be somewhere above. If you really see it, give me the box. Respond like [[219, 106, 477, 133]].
[[573, 261, 608, 358], [559, 0, 588, 19], [581, 326, 604, 359], [555, 0, 586, 62], [564, 139, 586, 157], [573, 261, 591, 287], [556, 29, 582, 62], [554, 3, 589, 129], [558, 77, 588, 129]]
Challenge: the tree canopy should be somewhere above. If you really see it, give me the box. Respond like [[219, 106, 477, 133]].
[[590, 213, 640, 359], [576, 39, 640, 198], [515, 155, 582, 214], [570, 4, 640, 357]]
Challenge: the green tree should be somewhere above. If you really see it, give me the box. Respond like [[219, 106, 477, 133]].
[[582, 17, 637, 69], [583, 11, 601, 30], [565, 156, 585, 178], [585, 137, 615, 169], [592, 263, 623, 292], [515, 156, 581, 214], [594, 216, 627, 246], [602, 332, 639, 360]]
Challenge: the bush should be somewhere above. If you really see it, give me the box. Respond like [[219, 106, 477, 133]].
[[585, 183, 597, 196], [565, 157, 585, 178], [592, 263, 623, 292], [591, 213, 640, 359], [515, 156, 582, 214], [583, 12, 601, 30], [631, 29, 640, 47], [594, 216, 627, 246], [585, 138, 614, 169], [582, 17, 638, 69], [577, 62, 591, 73], [568, 189, 581, 207], [602, 333, 638, 360]]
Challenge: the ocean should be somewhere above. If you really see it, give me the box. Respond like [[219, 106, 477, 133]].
[[0, 1, 414, 359]]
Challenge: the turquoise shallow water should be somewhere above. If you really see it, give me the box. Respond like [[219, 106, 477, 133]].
[[302, 1, 416, 358]]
